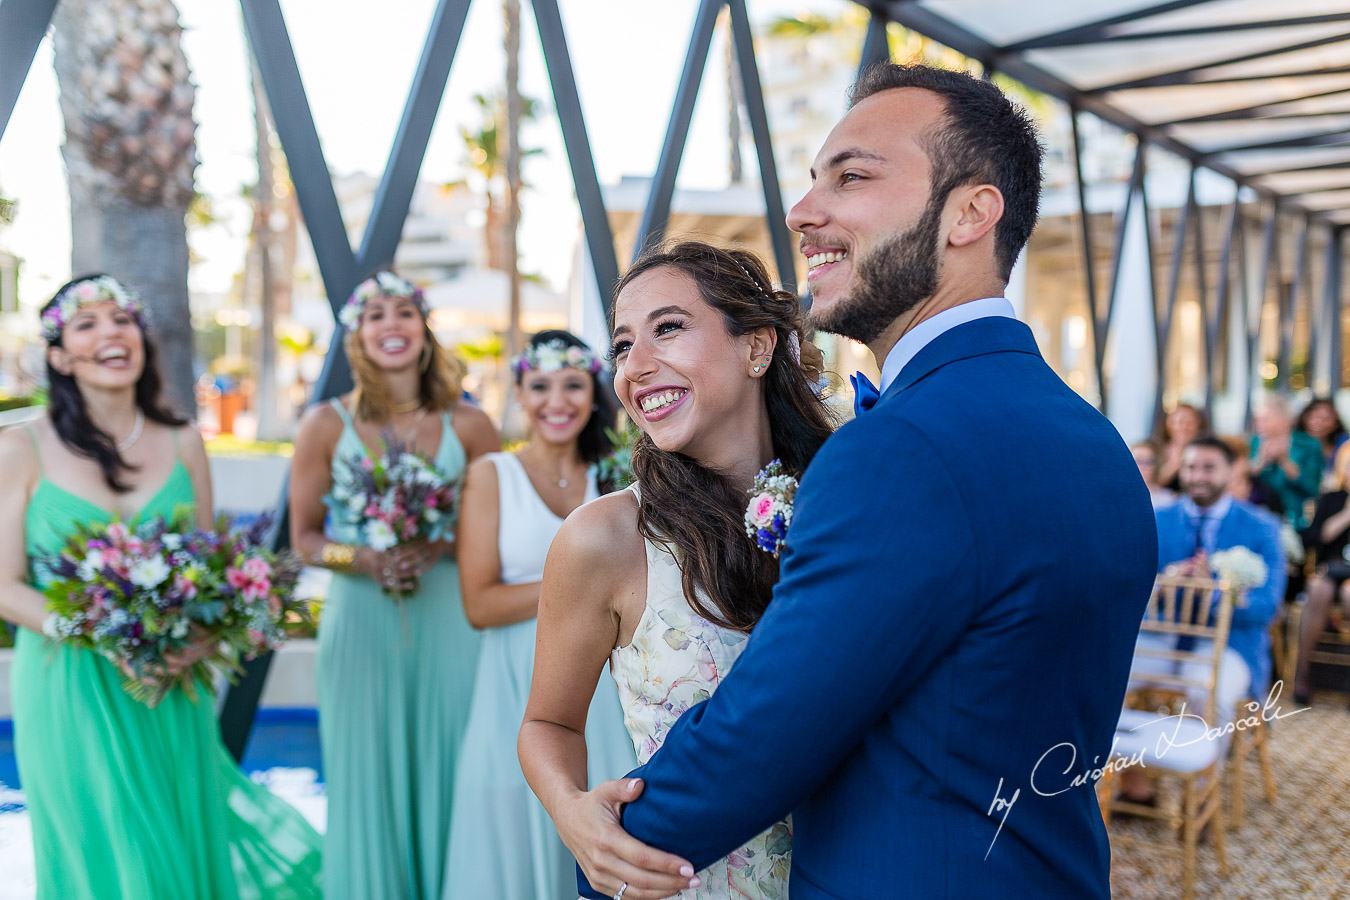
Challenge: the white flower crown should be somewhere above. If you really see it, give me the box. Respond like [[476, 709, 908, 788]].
[[512, 338, 603, 376], [338, 271, 428, 332]]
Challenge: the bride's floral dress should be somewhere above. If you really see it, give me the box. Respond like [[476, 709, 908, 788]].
[[609, 486, 792, 900]]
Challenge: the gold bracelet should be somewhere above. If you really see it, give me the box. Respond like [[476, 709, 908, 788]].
[[320, 542, 358, 573]]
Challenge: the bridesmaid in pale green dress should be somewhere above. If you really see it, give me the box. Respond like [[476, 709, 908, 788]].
[[444, 331, 637, 899], [289, 270, 499, 900], [0, 275, 322, 899]]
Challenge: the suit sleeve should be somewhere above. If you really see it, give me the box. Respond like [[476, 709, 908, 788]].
[[600, 421, 978, 877], [1231, 512, 1285, 629]]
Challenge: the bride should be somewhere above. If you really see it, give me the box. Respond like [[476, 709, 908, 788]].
[[519, 241, 835, 900]]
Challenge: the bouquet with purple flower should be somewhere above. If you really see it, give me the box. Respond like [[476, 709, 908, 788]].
[[324, 431, 459, 597], [744, 460, 798, 557], [40, 511, 307, 707]]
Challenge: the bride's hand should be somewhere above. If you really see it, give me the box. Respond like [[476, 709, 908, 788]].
[[558, 778, 699, 900]]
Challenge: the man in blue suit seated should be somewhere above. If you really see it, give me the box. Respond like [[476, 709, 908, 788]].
[[572, 64, 1158, 899], [1118, 435, 1285, 804]]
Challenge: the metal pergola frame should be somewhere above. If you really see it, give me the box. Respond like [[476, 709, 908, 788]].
[[2, 0, 1347, 755]]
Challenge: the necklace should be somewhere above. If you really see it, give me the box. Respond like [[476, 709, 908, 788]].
[[392, 408, 427, 443], [116, 411, 145, 453], [391, 397, 422, 414]]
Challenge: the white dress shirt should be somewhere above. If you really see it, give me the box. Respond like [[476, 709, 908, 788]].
[[877, 297, 1017, 394]]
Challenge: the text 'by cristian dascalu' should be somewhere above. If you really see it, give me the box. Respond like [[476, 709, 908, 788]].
[[982, 682, 1305, 859]]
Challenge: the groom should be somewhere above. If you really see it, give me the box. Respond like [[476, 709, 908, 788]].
[[581, 64, 1157, 899]]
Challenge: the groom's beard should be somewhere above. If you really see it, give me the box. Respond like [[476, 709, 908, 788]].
[[812, 195, 944, 346]]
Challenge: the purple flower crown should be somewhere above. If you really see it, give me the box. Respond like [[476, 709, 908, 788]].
[[511, 338, 603, 377], [41, 276, 146, 343]]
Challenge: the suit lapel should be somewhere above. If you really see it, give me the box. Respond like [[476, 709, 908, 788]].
[[876, 317, 1043, 408]]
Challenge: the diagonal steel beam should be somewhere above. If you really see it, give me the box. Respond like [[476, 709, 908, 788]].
[[1101, 142, 1144, 410], [533, 0, 620, 313], [1015, 13, 1350, 50], [1170, 87, 1350, 125], [1203, 131, 1350, 157], [357, 0, 471, 273], [728, 0, 794, 292], [1279, 217, 1310, 391], [240, 0, 359, 313], [1245, 204, 1278, 425], [1328, 228, 1345, 393], [1207, 197, 1241, 414], [1086, 32, 1350, 95], [1069, 108, 1106, 408], [857, 7, 891, 81], [1002, 0, 1215, 53], [0, 0, 59, 141], [633, 0, 723, 260], [1155, 171, 1194, 431]]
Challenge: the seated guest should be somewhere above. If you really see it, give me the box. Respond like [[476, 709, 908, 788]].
[[1295, 450, 1350, 705], [1297, 397, 1347, 488], [1118, 436, 1285, 803], [1157, 402, 1208, 494], [1131, 439, 1175, 509], [1223, 434, 1285, 521], [1252, 395, 1322, 531]]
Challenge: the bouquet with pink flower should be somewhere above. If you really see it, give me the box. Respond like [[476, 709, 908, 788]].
[[40, 511, 306, 707], [324, 431, 459, 597], [744, 460, 799, 557]]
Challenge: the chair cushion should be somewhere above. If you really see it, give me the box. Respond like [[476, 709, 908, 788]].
[[1112, 708, 1222, 773]]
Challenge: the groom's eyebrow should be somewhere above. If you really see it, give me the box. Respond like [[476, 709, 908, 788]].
[[810, 148, 887, 181]]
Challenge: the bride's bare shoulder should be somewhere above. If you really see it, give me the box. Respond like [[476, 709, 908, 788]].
[[548, 489, 644, 579]]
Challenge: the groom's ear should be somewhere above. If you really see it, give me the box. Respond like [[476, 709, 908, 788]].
[[747, 327, 778, 370], [946, 183, 1004, 249]]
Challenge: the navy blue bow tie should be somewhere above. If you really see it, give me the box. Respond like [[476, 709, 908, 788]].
[[851, 371, 880, 417]]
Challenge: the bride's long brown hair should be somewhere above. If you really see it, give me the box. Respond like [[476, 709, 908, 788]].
[[614, 242, 836, 632]]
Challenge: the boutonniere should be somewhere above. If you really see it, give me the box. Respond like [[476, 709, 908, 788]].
[[744, 460, 798, 557]]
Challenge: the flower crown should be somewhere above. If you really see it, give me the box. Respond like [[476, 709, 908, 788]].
[[41, 276, 146, 343], [511, 338, 603, 377], [338, 271, 428, 332]]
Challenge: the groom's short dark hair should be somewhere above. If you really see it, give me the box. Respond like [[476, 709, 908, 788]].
[[849, 64, 1043, 282]]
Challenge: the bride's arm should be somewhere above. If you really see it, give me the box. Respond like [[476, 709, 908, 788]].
[[519, 494, 697, 900]]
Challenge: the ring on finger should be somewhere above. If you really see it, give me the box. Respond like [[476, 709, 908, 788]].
[[613, 884, 627, 900]]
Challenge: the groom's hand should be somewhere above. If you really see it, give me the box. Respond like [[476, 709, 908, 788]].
[[562, 778, 700, 900]]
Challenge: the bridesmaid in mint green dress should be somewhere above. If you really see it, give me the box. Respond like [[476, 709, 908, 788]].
[[444, 331, 636, 900], [288, 271, 500, 900], [0, 276, 321, 899]]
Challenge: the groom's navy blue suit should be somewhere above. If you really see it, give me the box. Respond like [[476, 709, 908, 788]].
[[582, 316, 1157, 898]]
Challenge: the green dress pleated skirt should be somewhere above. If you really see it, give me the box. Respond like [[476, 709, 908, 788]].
[[318, 402, 482, 899], [10, 461, 322, 900]]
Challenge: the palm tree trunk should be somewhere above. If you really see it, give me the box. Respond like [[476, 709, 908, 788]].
[[501, 0, 526, 440], [52, 0, 198, 418], [250, 49, 283, 441]]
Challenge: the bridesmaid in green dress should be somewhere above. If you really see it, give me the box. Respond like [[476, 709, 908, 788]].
[[0, 275, 322, 899], [288, 271, 499, 900]]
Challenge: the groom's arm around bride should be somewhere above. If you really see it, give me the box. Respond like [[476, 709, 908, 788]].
[[578, 64, 1158, 900]]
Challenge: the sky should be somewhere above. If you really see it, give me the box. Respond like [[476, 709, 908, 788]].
[[0, 0, 844, 312]]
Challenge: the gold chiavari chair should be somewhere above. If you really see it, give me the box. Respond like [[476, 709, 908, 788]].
[[1104, 573, 1236, 900]]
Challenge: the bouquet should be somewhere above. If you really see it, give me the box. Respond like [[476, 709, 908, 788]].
[[325, 432, 458, 596], [744, 460, 799, 557], [1209, 546, 1268, 597], [595, 423, 637, 491], [40, 512, 306, 707]]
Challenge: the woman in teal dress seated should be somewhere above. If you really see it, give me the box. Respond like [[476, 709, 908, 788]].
[[0, 275, 322, 899], [288, 270, 499, 900], [444, 331, 636, 899]]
